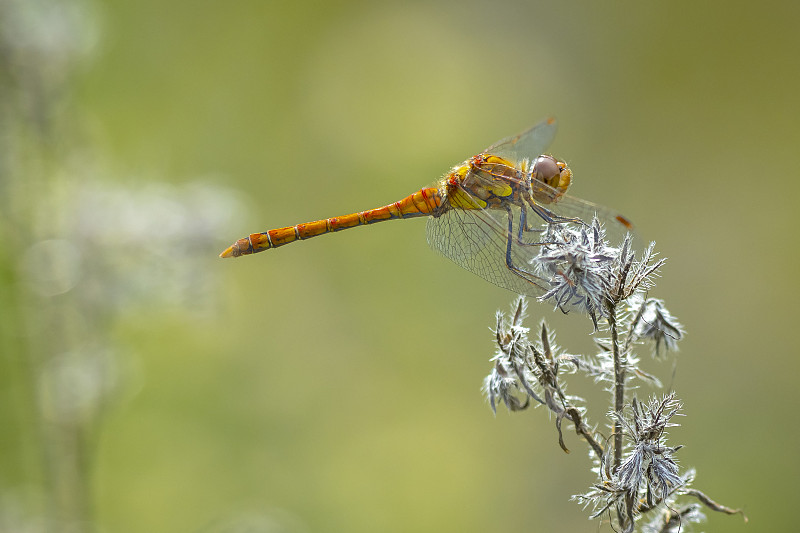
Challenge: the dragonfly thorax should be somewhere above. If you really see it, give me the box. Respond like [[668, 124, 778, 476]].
[[462, 153, 572, 207]]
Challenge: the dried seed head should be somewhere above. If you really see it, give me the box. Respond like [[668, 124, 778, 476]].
[[534, 218, 619, 317]]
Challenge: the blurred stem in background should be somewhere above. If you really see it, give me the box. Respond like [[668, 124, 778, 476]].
[[0, 1, 238, 530], [0, 0, 97, 528]]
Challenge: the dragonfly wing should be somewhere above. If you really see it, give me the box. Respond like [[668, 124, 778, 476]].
[[426, 194, 551, 298], [543, 194, 638, 246], [483, 117, 558, 162]]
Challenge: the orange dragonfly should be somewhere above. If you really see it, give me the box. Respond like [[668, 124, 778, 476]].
[[220, 118, 634, 298]]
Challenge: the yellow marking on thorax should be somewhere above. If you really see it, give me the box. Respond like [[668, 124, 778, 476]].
[[448, 186, 487, 210]]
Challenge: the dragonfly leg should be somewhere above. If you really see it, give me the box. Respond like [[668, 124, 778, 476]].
[[504, 207, 547, 288], [528, 201, 586, 227], [518, 205, 545, 243], [514, 205, 566, 247]]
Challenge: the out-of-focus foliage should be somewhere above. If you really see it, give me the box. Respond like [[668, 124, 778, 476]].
[[1, 0, 797, 531]]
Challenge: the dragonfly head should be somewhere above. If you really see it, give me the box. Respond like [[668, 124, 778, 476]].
[[531, 155, 571, 204]]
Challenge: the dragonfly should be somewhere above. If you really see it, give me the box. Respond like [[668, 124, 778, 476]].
[[220, 118, 634, 298]]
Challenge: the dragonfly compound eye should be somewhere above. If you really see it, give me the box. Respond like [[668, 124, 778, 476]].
[[531, 155, 571, 204], [533, 155, 560, 185]]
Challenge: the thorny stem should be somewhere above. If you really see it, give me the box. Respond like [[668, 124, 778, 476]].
[[530, 326, 605, 459], [638, 486, 747, 531], [608, 303, 625, 472], [537, 358, 605, 459], [566, 406, 605, 459], [607, 300, 631, 531], [682, 488, 747, 519]]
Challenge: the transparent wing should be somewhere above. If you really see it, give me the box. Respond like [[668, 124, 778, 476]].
[[424, 176, 637, 298], [483, 117, 558, 162], [426, 184, 551, 298], [543, 193, 637, 245]]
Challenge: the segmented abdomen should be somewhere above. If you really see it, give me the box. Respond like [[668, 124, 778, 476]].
[[219, 187, 443, 258]]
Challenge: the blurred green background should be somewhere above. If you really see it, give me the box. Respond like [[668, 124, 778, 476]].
[[1, 0, 798, 531]]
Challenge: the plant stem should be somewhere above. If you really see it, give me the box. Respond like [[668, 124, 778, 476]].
[[608, 304, 624, 471], [608, 301, 631, 530]]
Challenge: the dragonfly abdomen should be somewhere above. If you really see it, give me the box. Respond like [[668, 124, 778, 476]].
[[219, 187, 442, 258]]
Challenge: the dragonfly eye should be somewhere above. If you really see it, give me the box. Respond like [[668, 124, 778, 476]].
[[533, 156, 560, 185], [531, 155, 571, 204]]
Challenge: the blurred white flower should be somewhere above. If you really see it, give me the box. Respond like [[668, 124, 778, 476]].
[[22, 178, 245, 314]]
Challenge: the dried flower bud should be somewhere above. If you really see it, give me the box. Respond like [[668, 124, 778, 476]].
[[631, 297, 684, 355]]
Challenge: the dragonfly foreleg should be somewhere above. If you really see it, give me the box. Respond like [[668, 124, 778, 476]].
[[528, 201, 586, 227]]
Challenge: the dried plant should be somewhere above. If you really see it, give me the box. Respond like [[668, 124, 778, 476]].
[[483, 218, 745, 532]]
